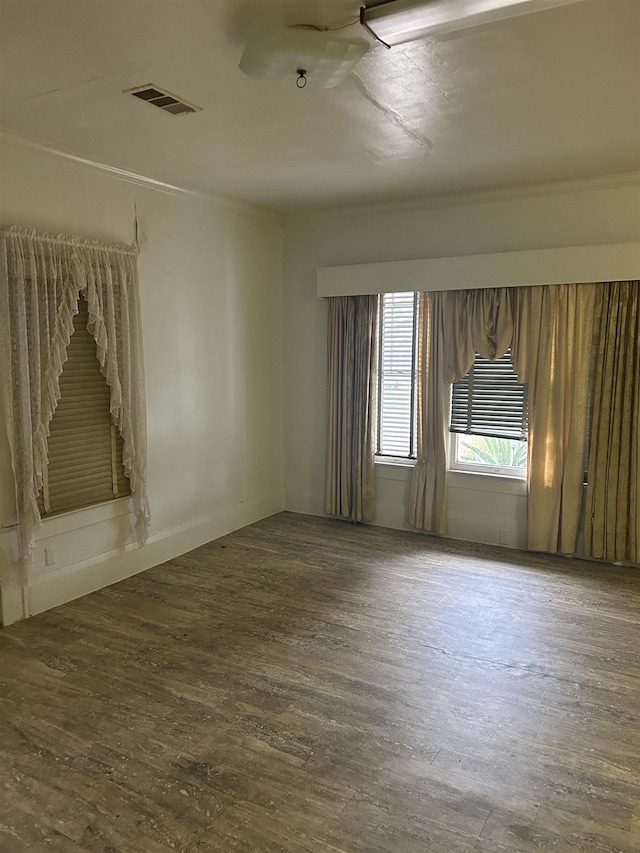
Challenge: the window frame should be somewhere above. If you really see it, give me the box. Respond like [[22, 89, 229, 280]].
[[374, 291, 529, 478], [375, 291, 418, 462], [37, 295, 131, 518], [448, 433, 528, 479], [448, 347, 529, 479]]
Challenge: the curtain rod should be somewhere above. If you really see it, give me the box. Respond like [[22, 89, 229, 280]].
[[0, 225, 138, 257]]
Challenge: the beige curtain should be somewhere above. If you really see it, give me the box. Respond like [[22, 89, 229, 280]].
[[445, 288, 514, 376], [408, 291, 448, 533], [324, 295, 378, 522], [409, 288, 513, 533], [511, 284, 596, 554], [585, 281, 639, 563]]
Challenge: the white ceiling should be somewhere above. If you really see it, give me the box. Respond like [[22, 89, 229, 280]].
[[1, 0, 639, 213]]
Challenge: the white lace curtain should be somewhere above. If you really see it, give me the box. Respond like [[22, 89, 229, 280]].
[[0, 225, 150, 566]]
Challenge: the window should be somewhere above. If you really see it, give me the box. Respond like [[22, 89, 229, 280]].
[[37, 296, 130, 516], [375, 291, 528, 476], [376, 291, 417, 459], [1, 224, 149, 564], [450, 349, 528, 476]]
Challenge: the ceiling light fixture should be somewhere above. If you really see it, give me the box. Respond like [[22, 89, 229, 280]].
[[360, 0, 586, 47], [239, 26, 369, 89]]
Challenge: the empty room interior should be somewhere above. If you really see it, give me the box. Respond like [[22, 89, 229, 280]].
[[1, 0, 639, 851]]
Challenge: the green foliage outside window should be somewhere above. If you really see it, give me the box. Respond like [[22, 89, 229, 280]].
[[457, 435, 527, 469]]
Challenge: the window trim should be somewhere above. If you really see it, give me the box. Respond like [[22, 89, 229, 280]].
[[374, 292, 530, 479], [375, 291, 418, 461], [448, 433, 528, 479], [449, 349, 529, 442], [448, 346, 528, 479], [35, 495, 133, 540], [0, 224, 149, 564], [375, 454, 416, 468], [36, 295, 131, 519]]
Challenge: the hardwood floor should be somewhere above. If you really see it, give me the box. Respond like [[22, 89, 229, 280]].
[[1, 511, 639, 852]]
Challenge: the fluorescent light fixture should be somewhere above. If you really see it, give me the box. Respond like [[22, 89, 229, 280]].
[[239, 27, 369, 88], [360, 0, 586, 46]]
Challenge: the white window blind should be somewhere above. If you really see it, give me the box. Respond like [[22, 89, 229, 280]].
[[450, 349, 528, 441], [376, 291, 417, 458], [37, 296, 130, 516]]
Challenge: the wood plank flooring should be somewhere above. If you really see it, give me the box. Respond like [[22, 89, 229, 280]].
[[1, 511, 639, 852]]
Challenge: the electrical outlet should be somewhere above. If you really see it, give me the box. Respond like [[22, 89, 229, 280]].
[[44, 546, 57, 566], [499, 529, 510, 546]]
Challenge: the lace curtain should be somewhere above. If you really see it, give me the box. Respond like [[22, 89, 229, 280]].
[[0, 225, 150, 567]]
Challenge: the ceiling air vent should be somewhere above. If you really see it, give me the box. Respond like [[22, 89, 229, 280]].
[[125, 85, 201, 116]]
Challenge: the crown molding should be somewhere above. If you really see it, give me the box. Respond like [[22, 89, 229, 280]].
[[286, 171, 640, 222], [2, 127, 637, 225], [0, 128, 282, 225]]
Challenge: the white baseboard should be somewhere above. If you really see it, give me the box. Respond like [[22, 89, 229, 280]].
[[22, 491, 283, 621]]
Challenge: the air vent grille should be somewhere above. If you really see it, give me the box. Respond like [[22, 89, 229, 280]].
[[126, 85, 200, 116]]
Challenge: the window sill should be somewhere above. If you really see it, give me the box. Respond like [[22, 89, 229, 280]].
[[35, 496, 133, 540], [375, 458, 416, 482], [447, 469, 526, 496], [374, 461, 527, 495]]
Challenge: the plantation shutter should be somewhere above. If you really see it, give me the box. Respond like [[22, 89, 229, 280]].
[[377, 291, 418, 458], [37, 296, 130, 516], [450, 349, 528, 441]]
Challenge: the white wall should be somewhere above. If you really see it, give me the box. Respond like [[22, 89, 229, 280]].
[[282, 177, 640, 547], [0, 139, 284, 625], [1, 152, 638, 625]]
